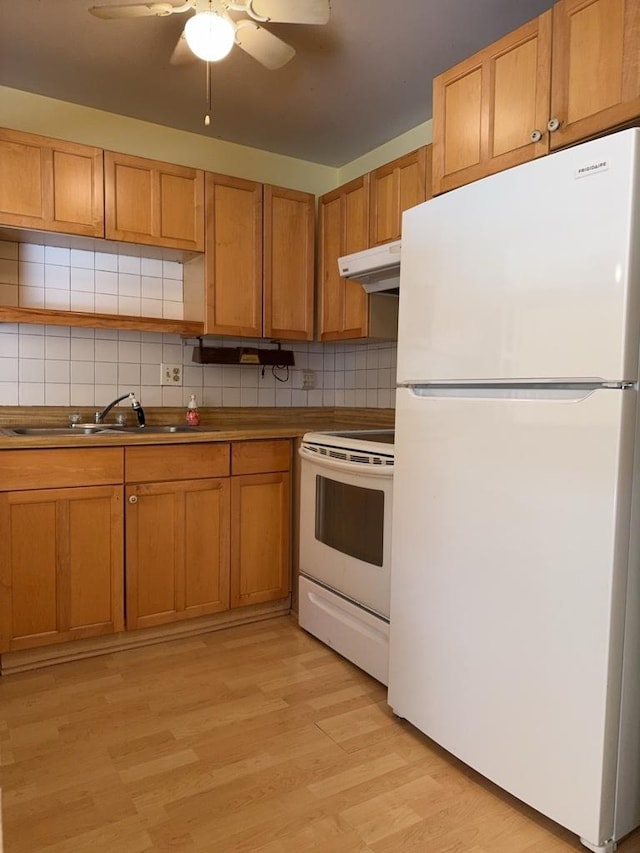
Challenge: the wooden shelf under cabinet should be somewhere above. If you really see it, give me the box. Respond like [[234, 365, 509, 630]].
[[0, 306, 204, 336]]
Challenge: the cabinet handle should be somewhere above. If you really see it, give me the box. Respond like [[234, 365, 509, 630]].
[[530, 129, 543, 143], [547, 118, 560, 133], [129, 495, 138, 504]]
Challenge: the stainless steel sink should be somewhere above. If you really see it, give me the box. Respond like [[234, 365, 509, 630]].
[[2, 424, 208, 437], [6, 426, 116, 436]]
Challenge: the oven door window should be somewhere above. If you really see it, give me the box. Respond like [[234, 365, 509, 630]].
[[315, 475, 384, 567]]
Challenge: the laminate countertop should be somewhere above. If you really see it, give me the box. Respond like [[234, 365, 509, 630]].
[[0, 406, 395, 450]]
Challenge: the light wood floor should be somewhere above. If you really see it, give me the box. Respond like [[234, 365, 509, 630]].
[[1, 615, 639, 853]]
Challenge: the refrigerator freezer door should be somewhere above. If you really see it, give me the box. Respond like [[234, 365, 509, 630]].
[[397, 129, 640, 385], [389, 386, 638, 845]]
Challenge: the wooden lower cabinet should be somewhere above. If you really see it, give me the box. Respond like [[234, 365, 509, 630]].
[[0, 439, 292, 659], [124, 444, 231, 633], [0, 485, 124, 652], [125, 477, 230, 629], [230, 440, 291, 608], [230, 472, 290, 608]]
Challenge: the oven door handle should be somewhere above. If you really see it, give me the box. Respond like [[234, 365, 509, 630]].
[[298, 445, 394, 477]]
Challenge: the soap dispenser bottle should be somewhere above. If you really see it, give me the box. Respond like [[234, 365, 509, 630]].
[[186, 394, 200, 426]]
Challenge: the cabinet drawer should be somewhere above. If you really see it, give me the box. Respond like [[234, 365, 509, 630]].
[[125, 443, 230, 482], [0, 448, 124, 491], [231, 440, 291, 475]]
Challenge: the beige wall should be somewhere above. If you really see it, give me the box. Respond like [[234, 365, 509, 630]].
[[0, 85, 336, 196], [0, 85, 432, 196], [337, 120, 433, 185]]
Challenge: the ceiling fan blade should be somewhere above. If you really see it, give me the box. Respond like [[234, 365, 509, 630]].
[[246, 0, 329, 25], [170, 29, 198, 64], [89, 2, 190, 19], [235, 20, 295, 70]]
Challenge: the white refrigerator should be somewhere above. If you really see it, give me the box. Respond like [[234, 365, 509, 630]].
[[388, 128, 640, 853]]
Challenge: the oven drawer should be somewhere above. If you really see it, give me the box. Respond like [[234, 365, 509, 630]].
[[298, 575, 389, 685]]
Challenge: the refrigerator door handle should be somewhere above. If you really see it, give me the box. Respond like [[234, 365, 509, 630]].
[[405, 384, 630, 402]]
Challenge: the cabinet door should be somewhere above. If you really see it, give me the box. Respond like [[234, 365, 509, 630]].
[[318, 174, 370, 341], [369, 146, 432, 246], [0, 128, 104, 237], [0, 486, 123, 653], [432, 11, 552, 194], [550, 0, 640, 150], [204, 173, 263, 337], [230, 472, 290, 607], [263, 185, 315, 341], [104, 152, 204, 251], [125, 478, 230, 630]]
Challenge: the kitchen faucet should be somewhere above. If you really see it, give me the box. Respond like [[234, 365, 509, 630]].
[[95, 392, 146, 427]]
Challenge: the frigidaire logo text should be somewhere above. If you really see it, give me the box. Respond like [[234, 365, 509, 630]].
[[575, 160, 609, 178]]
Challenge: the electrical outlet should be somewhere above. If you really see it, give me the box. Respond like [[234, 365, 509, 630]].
[[161, 363, 183, 385], [301, 369, 316, 390]]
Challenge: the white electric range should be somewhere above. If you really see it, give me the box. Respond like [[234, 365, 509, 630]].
[[297, 429, 394, 684]]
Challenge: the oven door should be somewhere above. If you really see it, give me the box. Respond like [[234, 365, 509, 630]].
[[298, 445, 393, 618]]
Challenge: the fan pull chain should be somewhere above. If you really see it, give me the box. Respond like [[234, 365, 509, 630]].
[[204, 61, 212, 126]]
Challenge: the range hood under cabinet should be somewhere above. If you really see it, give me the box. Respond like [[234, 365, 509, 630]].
[[338, 240, 401, 293]]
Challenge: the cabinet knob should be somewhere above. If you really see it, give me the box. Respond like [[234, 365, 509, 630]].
[[547, 118, 560, 132], [129, 495, 138, 504], [530, 129, 543, 143]]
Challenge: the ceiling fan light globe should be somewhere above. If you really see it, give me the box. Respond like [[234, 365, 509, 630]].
[[184, 11, 235, 62]]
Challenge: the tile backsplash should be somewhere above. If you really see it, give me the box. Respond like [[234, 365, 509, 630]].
[[0, 240, 397, 410], [0, 239, 183, 319]]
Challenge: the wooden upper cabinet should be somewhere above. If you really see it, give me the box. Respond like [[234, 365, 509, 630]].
[[433, 0, 640, 194], [204, 172, 263, 337], [263, 185, 315, 341], [432, 11, 552, 194], [205, 176, 315, 340], [550, 0, 640, 150], [0, 128, 104, 237], [369, 146, 432, 245], [318, 174, 370, 341], [104, 151, 204, 251]]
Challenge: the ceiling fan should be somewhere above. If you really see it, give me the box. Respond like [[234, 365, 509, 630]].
[[88, 0, 330, 69]]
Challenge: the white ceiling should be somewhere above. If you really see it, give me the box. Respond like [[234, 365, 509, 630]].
[[0, 0, 556, 167]]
